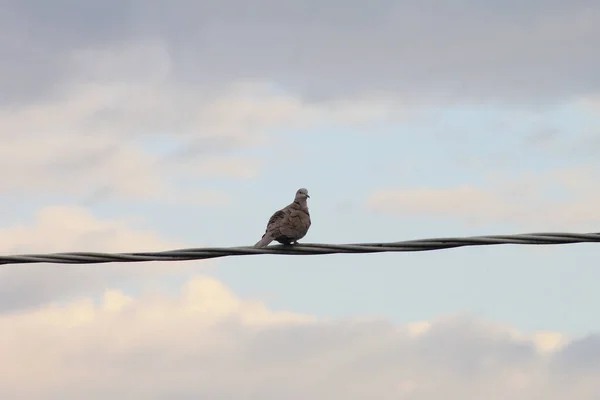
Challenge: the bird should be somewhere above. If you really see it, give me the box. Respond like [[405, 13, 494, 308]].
[[254, 188, 312, 248]]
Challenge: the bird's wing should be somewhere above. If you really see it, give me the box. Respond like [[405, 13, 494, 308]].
[[266, 209, 287, 229]]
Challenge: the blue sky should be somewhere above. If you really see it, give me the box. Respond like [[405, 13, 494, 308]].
[[192, 105, 600, 336]]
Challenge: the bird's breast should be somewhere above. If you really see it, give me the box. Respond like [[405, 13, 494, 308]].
[[289, 214, 310, 231]]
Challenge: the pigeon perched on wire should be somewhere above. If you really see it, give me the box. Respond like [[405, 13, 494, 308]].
[[254, 188, 312, 248]]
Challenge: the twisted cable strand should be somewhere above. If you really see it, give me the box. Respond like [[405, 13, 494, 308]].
[[0, 231, 599, 266]]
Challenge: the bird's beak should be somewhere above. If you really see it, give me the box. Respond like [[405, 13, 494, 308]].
[[307, 194, 310, 198]]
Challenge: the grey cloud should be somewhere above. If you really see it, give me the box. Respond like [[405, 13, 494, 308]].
[[566, 134, 600, 157], [0, 1, 133, 104], [2, 300, 599, 399], [554, 334, 600, 372], [0, 264, 106, 313], [525, 128, 562, 148], [162, 135, 256, 163], [524, 132, 600, 159], [48, 143, 120, 173], [0, 262, 203, 314], [0, 205, 207, 313], [413, 317, 536, 371], [2, 0, 600, 106]]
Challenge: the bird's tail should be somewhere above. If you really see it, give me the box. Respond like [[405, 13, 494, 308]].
[[254, 234, 273, 248]]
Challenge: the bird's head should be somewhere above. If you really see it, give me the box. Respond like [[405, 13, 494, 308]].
[[295, 188, 310, 200]]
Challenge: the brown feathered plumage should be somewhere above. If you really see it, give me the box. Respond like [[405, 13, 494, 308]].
[[254, 188, 311, 248]]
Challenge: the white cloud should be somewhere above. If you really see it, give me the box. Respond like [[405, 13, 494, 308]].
[[366, 166, 600, 230], [0, 205, 210, 312], [0, 79, 260, 202], [0, 40, 407, 203], [532, 332, 569, 354], [0, 41, 407, 139], [574, 96, 600, 112], [0, 205, 172, 253], [0, 275, 597, 399], [0, 133, 167, 199]]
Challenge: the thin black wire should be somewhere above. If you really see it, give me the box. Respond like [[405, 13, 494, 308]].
[[0, 231, 599, 266]]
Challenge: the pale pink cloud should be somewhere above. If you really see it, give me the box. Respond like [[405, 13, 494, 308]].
[[367, 167, 600, 230], [0, 277, 594, 400], [0, 205, 211, 313]]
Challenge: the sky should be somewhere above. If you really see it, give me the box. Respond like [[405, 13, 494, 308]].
[[1, 0, 600, 398]]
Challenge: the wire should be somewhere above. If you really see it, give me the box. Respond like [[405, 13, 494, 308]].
[[1, 231, 599, 265]]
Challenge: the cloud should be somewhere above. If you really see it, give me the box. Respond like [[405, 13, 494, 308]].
[[2, 1, 600, 106], [0, 275, 597, 399], [524, 128, 562, 149], [0, 78, 261, 202], [0, 38, 408, 203], [575, 95, 600, 111], [366, 166, 600, 230], [0, 205, 209, 313], [523, 128, 600, 160], [0, 205, 174, 253], [0, 133, 168, 200]]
